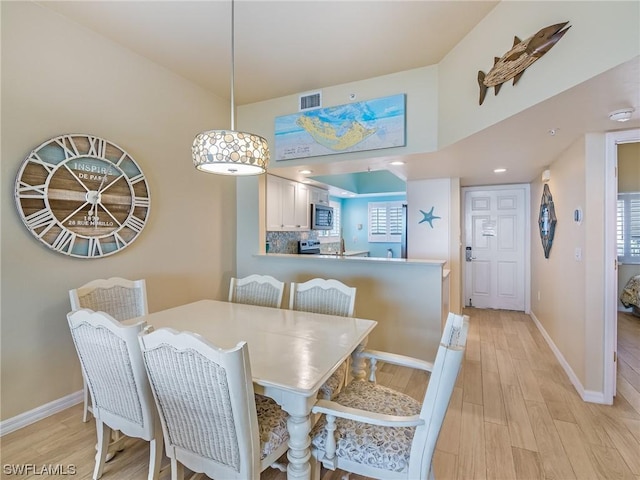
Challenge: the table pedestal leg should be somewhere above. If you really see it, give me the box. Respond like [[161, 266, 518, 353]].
[[351, 341, 368, 381], [287, 414, 312, 480]]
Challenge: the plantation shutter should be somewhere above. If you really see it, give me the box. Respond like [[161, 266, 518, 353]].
[[368, 201, 402, 242], [617, 193, 640, 264]]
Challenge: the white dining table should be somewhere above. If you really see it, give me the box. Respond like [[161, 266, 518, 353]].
[[135, 299, 377, 480]]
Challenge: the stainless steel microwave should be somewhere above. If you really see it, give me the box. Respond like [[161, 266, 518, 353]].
[[311, 203, 334, 230]]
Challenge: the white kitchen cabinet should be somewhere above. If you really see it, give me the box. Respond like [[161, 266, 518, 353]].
[[295, 183, 310, 229], [309, 186, 330, 206], [267, 175, 310, 231], [282, 179, 309, 230], [266, 175, 283, 230]]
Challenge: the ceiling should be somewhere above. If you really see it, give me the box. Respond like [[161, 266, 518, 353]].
[[38, 1, 639, 195]]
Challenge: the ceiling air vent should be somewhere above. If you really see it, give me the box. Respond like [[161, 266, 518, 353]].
[[299, 91, 322, 112]]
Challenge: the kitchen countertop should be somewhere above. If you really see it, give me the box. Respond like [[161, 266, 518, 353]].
[[332, 250, 369, 256], [256, 252, 446, 266]]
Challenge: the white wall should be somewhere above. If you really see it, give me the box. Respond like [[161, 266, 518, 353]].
[[529, 131, 625, 398], [530, 138, 587, 387], [406, 178, 462, 313], [407, 179, 451, 259], [238, 65, 439, 170], [584, 133, 610, 395], [439, 0, 640, 148], [1, 2, 232, 420]]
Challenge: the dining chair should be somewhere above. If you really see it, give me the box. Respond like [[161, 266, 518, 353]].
[[310, 312, 469, 480], [66, 309, 163, 480], [138, 327, 290, 480], [289, 278, 357, 400], [229, 274, 285, 308], [289, 278, 356, 317], [69, 277, 148, 422]]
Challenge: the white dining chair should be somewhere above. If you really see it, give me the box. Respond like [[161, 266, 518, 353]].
[[310, 312, 469, 480], [289, 278, 357, 400], [69, 277, 148, 422], [67, 309, 163, 480], [289, 278, 356, 317], [229, 274, 285, 308], [138, 327, 289, 480]]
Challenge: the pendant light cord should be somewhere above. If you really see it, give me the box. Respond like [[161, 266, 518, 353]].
[[230, 0, 235, 131], [192, 0, 268, 175]]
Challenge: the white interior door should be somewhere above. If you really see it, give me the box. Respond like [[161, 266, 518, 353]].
[[464, 186, 527, 310]]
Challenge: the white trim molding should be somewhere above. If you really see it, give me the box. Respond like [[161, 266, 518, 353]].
[[604, 128, 640, 405], [530, 311, 605, 404], [0, 391, 83, 436]]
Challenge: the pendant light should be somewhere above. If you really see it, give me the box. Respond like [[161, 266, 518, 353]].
[[192, 0, 269, 175]]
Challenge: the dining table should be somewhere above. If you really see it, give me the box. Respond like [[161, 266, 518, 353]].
[[134, 299, 377, 480]]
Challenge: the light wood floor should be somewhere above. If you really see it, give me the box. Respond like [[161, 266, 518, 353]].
[[2, 309, 639, 479]]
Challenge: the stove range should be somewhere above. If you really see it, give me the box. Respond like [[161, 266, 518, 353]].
[[298, 240, 321, 254]]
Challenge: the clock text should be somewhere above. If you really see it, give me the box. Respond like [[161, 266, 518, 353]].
[[77, 173, 108, 182], [72, 162, 109, 175]]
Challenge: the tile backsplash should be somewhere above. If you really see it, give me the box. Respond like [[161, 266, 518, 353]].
[[266, 231, 315, 254], [266, 231, 340, 254]]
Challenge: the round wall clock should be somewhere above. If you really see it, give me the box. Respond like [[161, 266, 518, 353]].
[[14, 134, 150, 258]]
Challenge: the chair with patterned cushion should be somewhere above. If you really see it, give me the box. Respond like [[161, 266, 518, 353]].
[[229, 274, 285, 308], [310, 312, 469, 480], [289, 278, 357, 400], [66, 309, 163, 480], [138, 327, 289, 480], [69, 277, 148, 422]]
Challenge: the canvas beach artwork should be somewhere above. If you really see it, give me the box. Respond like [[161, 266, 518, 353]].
[[274, 94, 406, 161]]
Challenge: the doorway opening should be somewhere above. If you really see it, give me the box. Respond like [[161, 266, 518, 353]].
[[604, 128, 640, 403], [462, 184, 530, 313]]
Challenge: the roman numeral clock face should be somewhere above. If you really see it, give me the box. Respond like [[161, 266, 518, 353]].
[[14, 134, 150, 258]]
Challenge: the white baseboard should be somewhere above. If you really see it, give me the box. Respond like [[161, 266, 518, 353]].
[[0, 390, 83, 436], [529, 311, 606, 404]]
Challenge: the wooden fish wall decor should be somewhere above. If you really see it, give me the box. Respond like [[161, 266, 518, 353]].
[[478, 22, 571, 105]]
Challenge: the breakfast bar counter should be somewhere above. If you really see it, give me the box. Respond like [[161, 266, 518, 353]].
[[242, 253, 449, 362], [256, 252, 444, 265]]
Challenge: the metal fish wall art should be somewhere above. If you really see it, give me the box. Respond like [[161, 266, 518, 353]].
[[478, 22, 571, 105]]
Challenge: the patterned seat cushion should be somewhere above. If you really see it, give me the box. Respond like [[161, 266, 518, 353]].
[[318, 361, 348, 400], [255, 394, 289, 459], [311, 380, 421, 473]]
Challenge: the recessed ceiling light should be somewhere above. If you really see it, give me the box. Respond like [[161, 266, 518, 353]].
[[494, 168, 507, 173], [390, 161, 405, 166], [609, 108, 635, 122], [299, 169, 313, 174]]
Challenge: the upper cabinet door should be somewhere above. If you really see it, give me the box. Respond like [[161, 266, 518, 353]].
[[266, 175, 311, 231], [266, 175, 284, 230], [310, 186, 329, 205], [294, 183, 310, 230], [281, 180, 298, 229]]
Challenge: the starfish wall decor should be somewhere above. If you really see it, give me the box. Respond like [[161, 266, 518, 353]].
[[419, 207, 441, 228]]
